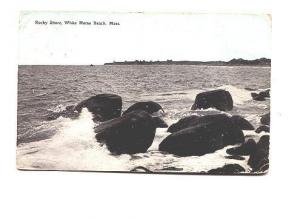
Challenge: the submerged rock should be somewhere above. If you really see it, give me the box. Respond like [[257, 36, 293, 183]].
[[159, 116, 244, 156], [207, 164, 245, 174], [123, 101, 164, 115], [191, 89, 233, 111], [46, 105, 79, 120], [75, 94, 122, 122], [251, 89, 270, 101], [95, 110, 168, 154]]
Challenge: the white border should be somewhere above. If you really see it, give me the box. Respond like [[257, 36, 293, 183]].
[[1, 1, 300, 219]]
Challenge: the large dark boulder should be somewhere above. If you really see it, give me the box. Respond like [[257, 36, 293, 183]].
[[167, 115, 201, 133], [260, 113, 270, 126], [226, 139, 257, 156], [74, 94, 122, 122], [230, 115, 254, 130], [167, 114, 253, 133], [123, 101, 164, 115], [167, 114, 229, 133], [207, 164, 245, 175], [95, 110, 168, 154], [248, 135, 269, 172], [191, 89, 233, 111], [159, 116, 244, 156]]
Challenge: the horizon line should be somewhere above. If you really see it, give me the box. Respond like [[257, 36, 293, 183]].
[[19, 57, 271, 66]]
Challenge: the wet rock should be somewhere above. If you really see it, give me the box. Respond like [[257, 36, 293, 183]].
[[260, 113, 270, 126], [75, 94, 122, 122], [251, 89, 270, 101], [226, 139, 257, 156], [159, 116, 244, 156], [248, 135, 269, 172], [168, 114, 254, 134], [191, 89, 233, 111], [230, 115, 254, 130], [207, 164, 245, 174], [251, 92, 266, 101], [95, 111, 168, 154], [255, 125, 270, 133], [167, 114, 229, 133], [123, 101, 164, 115], [259, 89, 270, 98]]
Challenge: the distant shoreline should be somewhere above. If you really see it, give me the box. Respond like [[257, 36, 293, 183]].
[[18, 58, 271, 66], [104, 58, 271, 67]]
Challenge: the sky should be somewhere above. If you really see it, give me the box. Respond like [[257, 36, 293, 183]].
[[19, 12, 271, 65]]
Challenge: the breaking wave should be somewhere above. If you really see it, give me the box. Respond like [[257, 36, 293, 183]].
[[17, 85, 268, 173]]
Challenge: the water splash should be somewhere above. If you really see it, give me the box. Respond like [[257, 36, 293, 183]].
[[218, 85, 252, 105], [17, 85, 268, 173], [17, 109, 131, 171]]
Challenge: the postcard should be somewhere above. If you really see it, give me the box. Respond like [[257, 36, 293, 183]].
[[17, 12, 271, 174]]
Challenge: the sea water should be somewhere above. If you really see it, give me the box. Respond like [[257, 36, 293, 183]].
[[17, 65, 270, 172]]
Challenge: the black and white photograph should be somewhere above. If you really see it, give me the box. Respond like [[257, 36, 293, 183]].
[[17, 12, 271, 174]]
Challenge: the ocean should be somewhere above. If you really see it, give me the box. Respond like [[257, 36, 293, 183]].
[[17, 65, 270, 172]]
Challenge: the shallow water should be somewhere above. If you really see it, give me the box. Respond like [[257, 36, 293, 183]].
[[17, 65, 270, 173]]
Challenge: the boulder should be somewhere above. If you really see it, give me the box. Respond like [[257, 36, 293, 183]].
[[207, 164, 245, 175], [159, 116, 244, 156], [191, 89, 233, 111], [248, 135, 269, 172], [259, 89, 270, 98], [251, 89, 270, 101], [167, 114, 229, 133], [230, 115, 254, 130], [168, 114, 253, 133], [251, 92, 265, 101], [260, 113, 270, 126], [123, 101, 164, 115], [226, 139, 257, 156], [75, 94, 122, 122], [95, 110, 168, 154], [255, 125, 270, 133]]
